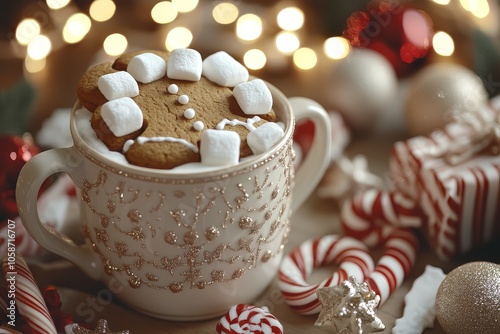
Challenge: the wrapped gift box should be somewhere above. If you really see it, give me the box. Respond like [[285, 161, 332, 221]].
[[390, 104, 500, 259]]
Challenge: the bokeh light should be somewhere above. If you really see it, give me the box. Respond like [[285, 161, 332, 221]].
[[432, 0, 450, 4], [151, 1, 178, 24], [323, 36, 351, 59], [15, 19, 41, 46], [172, 0, 198, 13], [63, 13, 92, 44], [236, 14, 262, 41], [27, 35, 52, 60], [165, 27, 193, 51], [293, 48, 317, 70], [471, 0, 490, 18], [432, 31, 455, 56], [275, 31, 300, 54], [46, 0, 70, 10], [277, 7, 304, 31], [89, 0, 116, 22], [402, 9, 432, 49], [212, 2, 239, 24], [244, 49, 267, 70], [24, 56, 46, 73], [460, 0, 472, 10], [103, 33, 128, 56]]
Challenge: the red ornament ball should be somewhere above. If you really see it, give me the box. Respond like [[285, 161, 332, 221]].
[[343, 1, 433, 77], [0, 134, 40, 219]]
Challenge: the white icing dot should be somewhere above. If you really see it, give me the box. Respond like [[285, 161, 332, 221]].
[[193, 121, 204, 131], [184, 108, 195, 119], [167, 84, 179, 94], [178, 94, 189, 104]]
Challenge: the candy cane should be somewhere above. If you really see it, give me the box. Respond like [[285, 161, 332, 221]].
[[2, 255, 57, 334], [366, 229, 418, 304], [278, 235, 374, 315], [0, 326, 23, 333], [278, 230, 418, 315], [216, 304, 283, 334], [340, 189, 423, 247], [340, 189, 420, 303]]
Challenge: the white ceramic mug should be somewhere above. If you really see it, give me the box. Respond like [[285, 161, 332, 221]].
[[16, 82, 331, 321]]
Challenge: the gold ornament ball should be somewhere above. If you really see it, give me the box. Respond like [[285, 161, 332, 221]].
[[405, 63, 488, 136], [435, 261, 500, 334]]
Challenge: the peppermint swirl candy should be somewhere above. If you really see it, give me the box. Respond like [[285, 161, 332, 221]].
[[216, 304, 283, 334]]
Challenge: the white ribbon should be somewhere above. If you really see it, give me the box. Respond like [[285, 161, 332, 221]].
[[429, 107, 500, 165], [317, 155, 383, 203]]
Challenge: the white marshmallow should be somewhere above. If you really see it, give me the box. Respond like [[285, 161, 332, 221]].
[[167, 48, 202, 81], [127, 53, 167, 84], [101, 97, 143, 137], [200, 129, 240, 166], [202, 51, 249, 87], [98, 71, 139, 101], [247, 122, 284, 155], [233, 79, 272, 115]]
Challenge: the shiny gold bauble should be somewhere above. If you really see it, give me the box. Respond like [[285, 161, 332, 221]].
[[435, 261, 500, 334], [405, 62, 488, 136]]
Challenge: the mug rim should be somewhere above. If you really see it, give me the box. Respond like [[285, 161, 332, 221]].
[[70, 80, 295, 181]]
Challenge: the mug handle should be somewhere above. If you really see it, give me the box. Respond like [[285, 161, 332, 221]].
[[289, 97, 331, 211], [16, 146, 102, 280]]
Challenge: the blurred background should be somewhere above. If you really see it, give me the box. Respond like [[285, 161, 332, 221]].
[[1, 0, 500, 137]]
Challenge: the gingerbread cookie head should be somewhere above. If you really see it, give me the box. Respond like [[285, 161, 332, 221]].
[[77, 49, 281, 170]]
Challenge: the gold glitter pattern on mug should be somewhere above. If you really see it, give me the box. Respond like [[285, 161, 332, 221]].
[[146, 272, 159, 281], [205, 226, 220, 241], [127, 210, 142, 223], [80, 139, 295, 293]]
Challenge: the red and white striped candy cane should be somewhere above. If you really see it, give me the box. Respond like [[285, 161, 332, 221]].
[[278, 235, 374, 315], [340, 189, 423, 247], [366, 228, 418, 304], [0, 326, 23, 333], [2, 255, 57, 334], [216, 304, 283, 334], [278, 188, 421, 315], [340, 189, 420, 304]]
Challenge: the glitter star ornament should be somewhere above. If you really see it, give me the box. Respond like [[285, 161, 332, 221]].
[[315, 276, 385, 334], [65, 319, 130, 334]]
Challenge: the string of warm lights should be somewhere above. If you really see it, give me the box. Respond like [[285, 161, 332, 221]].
[[12, 0, 493, 74]]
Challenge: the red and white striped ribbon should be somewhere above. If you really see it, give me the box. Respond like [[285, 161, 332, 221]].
[[2, 255, 57, 334], [216, 304, 283, 334]]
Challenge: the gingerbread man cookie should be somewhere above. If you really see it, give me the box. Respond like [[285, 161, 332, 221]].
[[77, 49, 278, 169]]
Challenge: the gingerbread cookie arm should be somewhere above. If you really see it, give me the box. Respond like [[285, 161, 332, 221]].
[[77, 62, 116, 112]]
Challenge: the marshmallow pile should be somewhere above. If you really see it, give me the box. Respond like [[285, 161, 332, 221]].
[[96, 48, 284, 168]]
